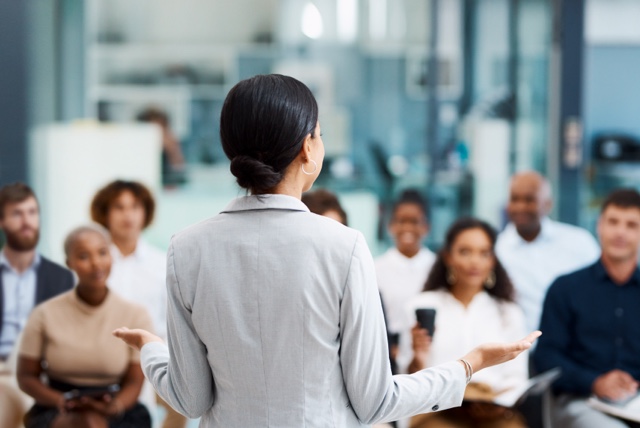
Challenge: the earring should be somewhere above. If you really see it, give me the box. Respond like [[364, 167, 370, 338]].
[[446, 270, 457, 285], [485, 271, 496, 289], [301, 159, 318, 175]]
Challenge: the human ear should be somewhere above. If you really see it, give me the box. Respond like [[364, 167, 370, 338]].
[[300, 135, 313, 160], [542, 198, 553, 216]]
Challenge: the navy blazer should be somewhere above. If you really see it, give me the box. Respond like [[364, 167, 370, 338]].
[[0, 255, 74, 341]]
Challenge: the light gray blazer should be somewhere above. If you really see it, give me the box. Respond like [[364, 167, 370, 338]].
[[141, 194, 466, 427]]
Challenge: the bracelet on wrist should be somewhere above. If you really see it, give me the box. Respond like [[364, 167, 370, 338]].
[[458, 358, 473, 384]]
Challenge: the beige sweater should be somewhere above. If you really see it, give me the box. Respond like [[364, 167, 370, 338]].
[[20, 289, 154, 386]]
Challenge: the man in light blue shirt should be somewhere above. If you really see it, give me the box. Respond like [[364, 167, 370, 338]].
[[0, 252, 40, 357], [0, 183, 73, 427], [0, 183, 74, 359]]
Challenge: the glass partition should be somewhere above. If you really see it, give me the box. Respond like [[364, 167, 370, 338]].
[[27, 0, 554, 258]]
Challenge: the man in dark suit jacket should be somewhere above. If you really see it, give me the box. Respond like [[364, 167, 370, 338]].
[[0, 182, 73, 359]]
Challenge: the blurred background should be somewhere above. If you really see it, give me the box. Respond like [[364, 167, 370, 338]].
[[1, 0, 639, 262]]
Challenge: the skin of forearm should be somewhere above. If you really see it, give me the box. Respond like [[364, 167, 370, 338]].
[[115, 382, 142, 410], [114, 367, 145, 410], [408, 357, 426, 374], [18, 375, 64, 408]]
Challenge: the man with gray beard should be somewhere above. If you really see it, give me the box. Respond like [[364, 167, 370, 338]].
[[0, 182, 73, 428]]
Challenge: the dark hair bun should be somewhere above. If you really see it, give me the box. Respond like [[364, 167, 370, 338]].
[[230, 155, 283, 193], [220, 74, 319, 194]]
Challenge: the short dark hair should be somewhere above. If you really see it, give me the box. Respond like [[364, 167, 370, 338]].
[[302, 189, 348, 225], [390, 189, 429, 223], [0, 182, 37, 219], [220, 74, 319, 194], [137, 107, 169, 126], [424, 217, 515, 302], [91, 180, 156, 230], [601, 188, 640, 213]]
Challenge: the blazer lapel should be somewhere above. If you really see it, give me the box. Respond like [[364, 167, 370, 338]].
[[0, 265, 4, 340], [34, 260, 47, 305]]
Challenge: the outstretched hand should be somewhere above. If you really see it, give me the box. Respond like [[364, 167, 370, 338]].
[[462, 331, 541, 374], [113, 327, 163, 351]]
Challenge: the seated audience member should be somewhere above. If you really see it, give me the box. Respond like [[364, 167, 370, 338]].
[[302, 188, 348, 225], [90, 181, 167, 342], [137, 107, 187, 186], [17, 225, 154, 428], [91, 180, 186, 428], [376, 190, 435, 373], [0, 183, 73, 427], [496, 171, 600, 333], [408, 218, 528, 428], [534, 189, 640, 428]]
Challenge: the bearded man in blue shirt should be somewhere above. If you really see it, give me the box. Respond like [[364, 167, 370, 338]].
[[535, 188, 640, 428]]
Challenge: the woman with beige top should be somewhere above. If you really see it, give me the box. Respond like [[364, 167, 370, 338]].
[[16, 225, 154, 428]]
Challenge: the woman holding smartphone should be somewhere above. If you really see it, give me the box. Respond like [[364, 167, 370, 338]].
[[113, 74, 539, 427], [408, 218, 528, 428], [17, 225, 154, 428]]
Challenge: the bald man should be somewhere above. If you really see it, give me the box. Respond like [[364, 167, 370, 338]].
[[495, 171, 600, 332]]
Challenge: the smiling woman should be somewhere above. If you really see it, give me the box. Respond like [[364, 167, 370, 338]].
[[16, 225, 154, 428], [407, 217, 528, 428], [375, 189, 434, 373]]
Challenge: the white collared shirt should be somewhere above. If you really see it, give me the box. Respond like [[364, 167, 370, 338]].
[[107, 240, 167, 339], [496, 217, 600, 332], [375, 247, 436, 335], [0, 250, 41, 356], [407, 289, 529, 392]]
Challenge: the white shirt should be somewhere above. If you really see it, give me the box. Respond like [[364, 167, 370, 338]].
[[496, 217, 600, 332], [0, 251, 40, 356], [407, 289, 528, 392], [375, 247, 436, 335], [108, 240, 167, 339]]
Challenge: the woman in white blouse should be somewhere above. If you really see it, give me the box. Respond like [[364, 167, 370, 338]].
[[408, 217, 528, 428], [375, 190, 436, 373]]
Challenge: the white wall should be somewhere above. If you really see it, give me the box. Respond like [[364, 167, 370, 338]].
[[586, 0, 640, 45], [93, 0, 278, 44], [30, 123, 161, 263]]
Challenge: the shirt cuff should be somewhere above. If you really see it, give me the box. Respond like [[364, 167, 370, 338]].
[[426, 360, 467, 411], [140, 342, 170, 379]]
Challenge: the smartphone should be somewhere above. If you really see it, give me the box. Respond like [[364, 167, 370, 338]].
[[388, 332, 400, 347], [415, 308, 436, 336], [62, 384, 120, 401]]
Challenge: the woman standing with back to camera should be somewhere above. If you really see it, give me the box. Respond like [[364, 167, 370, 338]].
[[114, 74, 539, 427]]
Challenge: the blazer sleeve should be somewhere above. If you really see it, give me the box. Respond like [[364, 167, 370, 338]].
[[339, 232, 466, 424], [140, 239, 215, 418]]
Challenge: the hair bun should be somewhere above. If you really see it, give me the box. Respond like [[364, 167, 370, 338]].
[[230, 155, 283, 193]]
